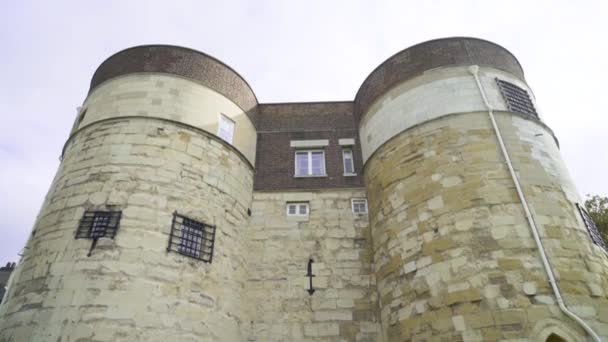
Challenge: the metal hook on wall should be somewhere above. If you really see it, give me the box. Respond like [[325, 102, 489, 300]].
[[306, 258, 315, 295]]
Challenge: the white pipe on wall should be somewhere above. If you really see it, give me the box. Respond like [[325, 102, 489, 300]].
[[468, 65, 601, 342]]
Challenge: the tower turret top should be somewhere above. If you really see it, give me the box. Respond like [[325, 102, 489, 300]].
[[354, 37, 525, 122], [89, 45, 258, 113]]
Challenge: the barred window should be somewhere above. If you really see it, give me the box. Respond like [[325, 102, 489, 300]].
[[576, 203, 607, 250], [76, 210, 121, 240], [496, 78, 538, 118], [167, 212, 216, 263], [76, 210, 121, 256]]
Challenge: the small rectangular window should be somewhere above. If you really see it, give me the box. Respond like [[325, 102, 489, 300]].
[[288, 204, 297, 215], [76, 210, 121, 256], [76, 210, 121, 240], [343, 149, 355, 175], [495, 78, 538, 118], [576, 203, 607, 250], [352, 199, 368, 214], [287, 202, 309, 216], [295, 150, 326, 177], [167, 212, 216, 263], [217, 114, 235, 144]]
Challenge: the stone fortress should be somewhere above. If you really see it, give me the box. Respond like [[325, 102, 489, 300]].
[[0, 37, 607, 342]]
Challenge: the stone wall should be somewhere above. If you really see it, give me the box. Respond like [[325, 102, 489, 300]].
[[3, 38, 608, 342], [364, 112, 608, 341], [78, 74, 257, 165], [245, 190, 382, 342], [358, 66, 541, 163], [0, 118, 254, 341]]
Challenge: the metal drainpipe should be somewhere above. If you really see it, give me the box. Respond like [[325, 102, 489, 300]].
[[468, 65, 601, 342]]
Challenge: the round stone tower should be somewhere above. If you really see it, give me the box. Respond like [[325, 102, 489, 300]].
[[356, 38, 608, 341], [0, 46, 257, 341]]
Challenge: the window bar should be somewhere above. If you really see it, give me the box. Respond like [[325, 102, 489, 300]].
[[207, 225, 216, 263], [167, 210, 177, 253], [576, 204, 607, 250]]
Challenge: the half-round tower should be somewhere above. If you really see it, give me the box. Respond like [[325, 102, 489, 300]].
[[356, 38, 608, 341], [0, 46, 257, 341]]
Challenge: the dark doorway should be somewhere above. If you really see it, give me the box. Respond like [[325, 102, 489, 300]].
[[546, 333, 567, 342]]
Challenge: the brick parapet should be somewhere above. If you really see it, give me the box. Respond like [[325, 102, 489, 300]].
[[354, 37, 525, 124], [89, 45, 258, 122]]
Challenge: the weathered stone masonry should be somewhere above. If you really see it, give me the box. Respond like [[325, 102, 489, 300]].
[[1, 38, 607, 342], [0, 119, 254, 341]]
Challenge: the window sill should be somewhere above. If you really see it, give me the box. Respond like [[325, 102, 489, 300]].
[[287, 215, 309, 222], [294, 174, 328, 178], [343, 173, 357, 177]]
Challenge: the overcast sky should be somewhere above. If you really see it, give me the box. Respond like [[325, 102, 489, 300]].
[[1, 0, 607, 262]]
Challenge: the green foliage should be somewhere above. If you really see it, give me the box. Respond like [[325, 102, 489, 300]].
[[584, 195, 608, 243]]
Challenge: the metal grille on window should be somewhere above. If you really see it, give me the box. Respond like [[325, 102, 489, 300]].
[[576, 204, 607, 250], [76, 210, 121, 256], [495, 78, 538, 118], [167, 212, 216, 263]]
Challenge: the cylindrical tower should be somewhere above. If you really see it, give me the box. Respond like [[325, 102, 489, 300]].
[[0, 46, 257, 341], [357, 38, 608, 341]]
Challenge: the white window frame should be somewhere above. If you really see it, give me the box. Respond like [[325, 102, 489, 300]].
[[286, 202, 309, 216], [217, 114, 235, 144], [342, 148, 356, 176], [351, 199, 368, 214], [294, 150, 326, 177]]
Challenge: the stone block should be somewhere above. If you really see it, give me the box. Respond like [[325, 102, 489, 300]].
[[314, 310, 353, 321], [403, 261, 417, 274], [318, 322, 340, 336], [533, 295, 554, 305], [497, 258, 523, 270], [526, 306, 551, 322], [428, 196, 444, 210], [522, 282, 537, 295], [587, 283, 604, 297], [464, 312, 494, 329], [422, 238, 455, 255], [448, 282, 470, 293], [492, 309, 526, 325], [569, 305, 596, 318], [480, 327, 502, 341], [445, 289, 482, 305]]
